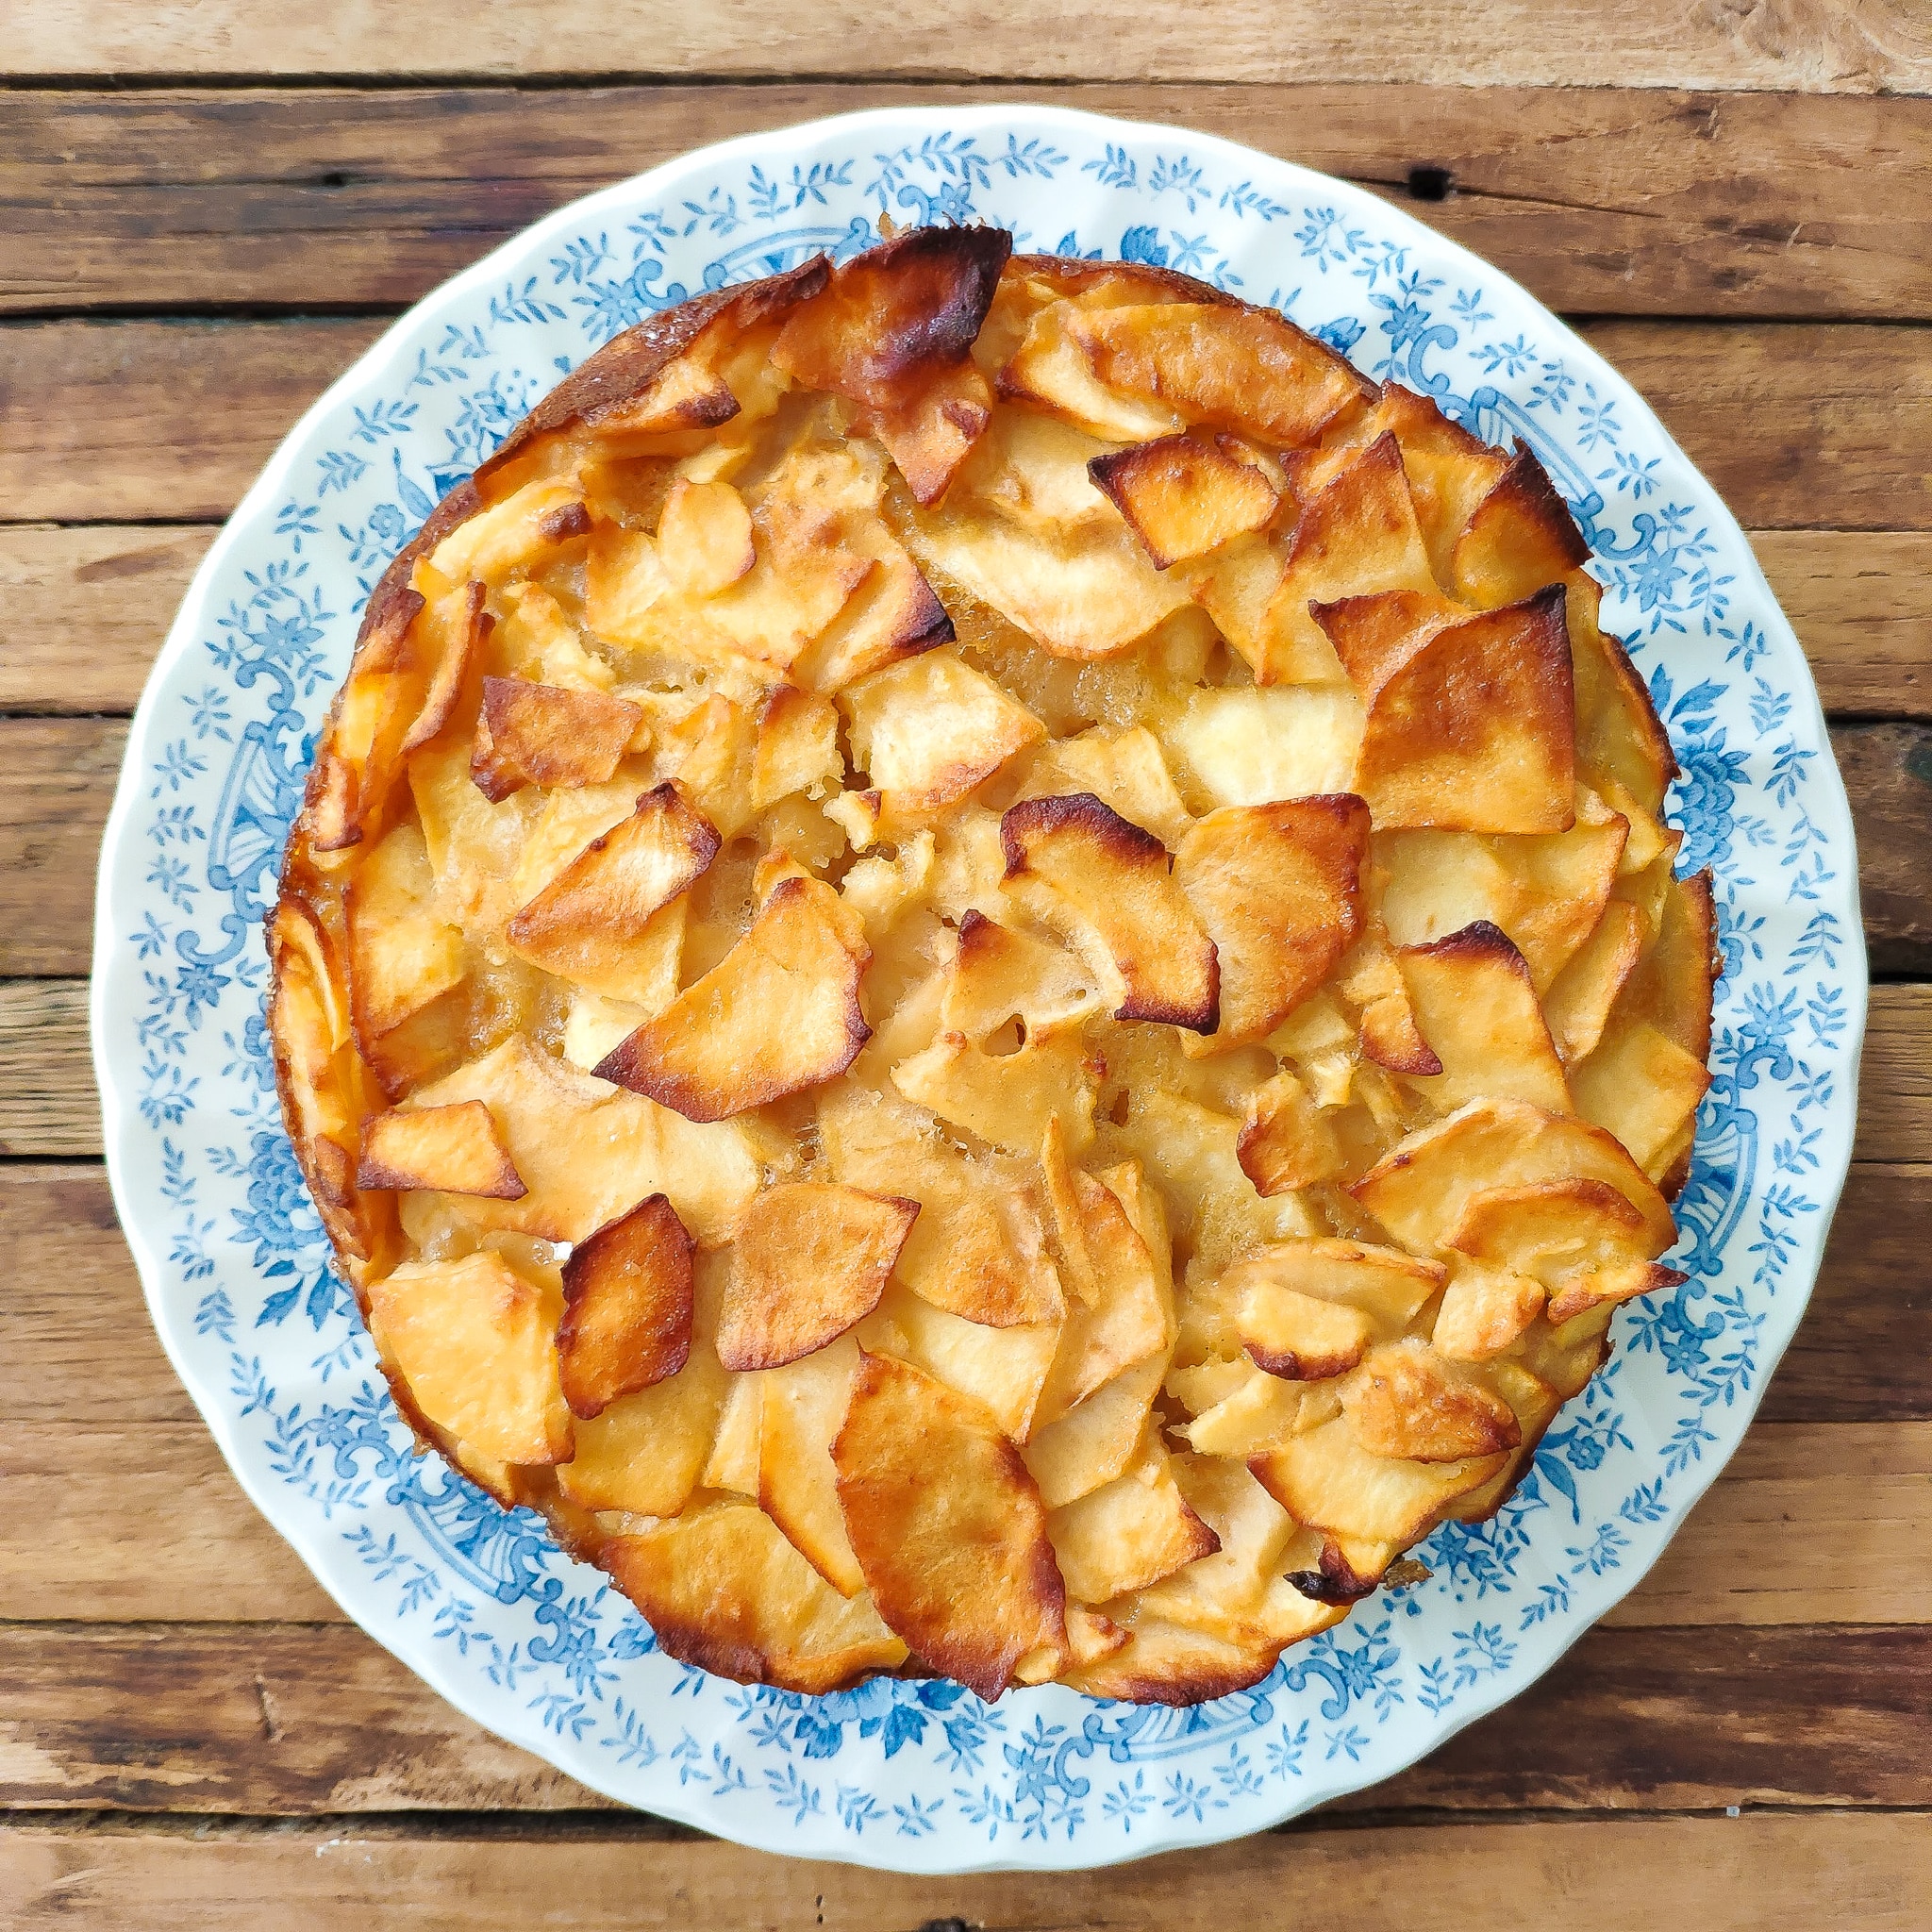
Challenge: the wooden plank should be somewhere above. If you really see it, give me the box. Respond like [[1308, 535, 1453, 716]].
[[8, 86, 1930, 322], [9, 524, 1925, 722], [8, 0, 1930, 92], [6, 317, 1932, 531], [8, 719, 1926, 982], [0, 982, 96, 1157], [4, 1620, 1930, 1819], [0, 720, 125, 979], [5, 1812, 1930, 1932], [6, 1415, 1922, 1631], [0, 525, 208, 713]]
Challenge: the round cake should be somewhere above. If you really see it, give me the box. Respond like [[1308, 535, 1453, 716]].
[[270, 225, 1716, 1704]]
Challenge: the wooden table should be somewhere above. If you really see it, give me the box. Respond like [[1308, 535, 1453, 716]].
[[5, 7, 1931, 1924]]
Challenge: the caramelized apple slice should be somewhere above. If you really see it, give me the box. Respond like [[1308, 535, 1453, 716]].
[[357, 1100, 525, 1200], [471, 677, 645, 801], [557, 1193, 694, 1420]]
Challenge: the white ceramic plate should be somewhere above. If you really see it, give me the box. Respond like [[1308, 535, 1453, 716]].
[[92, 105, 1864, 1873]]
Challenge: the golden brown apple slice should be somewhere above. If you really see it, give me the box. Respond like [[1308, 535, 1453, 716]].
[[1365, 383, 1512, 579], [357, 1100, 525, 1200], [428, 478, 591, 585], [1059, 300, 1374, 448], [1174, 794, 1368, 1043], [752, 687, 842, 810], [1430, 1259, 1549, 1361], [656, 475, 756, 599], [1180, 1365, 1341, 1457], [1541, 899, 1646, 1063], [1448, 442, 1592, 609], [1567, 571, 1678, 816], [939, 908, 1106, 1045], [1001, 791, 1217, 1030], [833, 1350, 1069, 1699], [717, 1182, 919, 1373], [1396, 922, 1573, 1114], [841, 647, 1045, 819], [556, 1192, 694, 1419], [554, 1357, 728, 1518], [791, 544, 954, 694], [1340, 1340, 1523, 1461], [1237, 1069, 1344, 1197], [1251, 1414, 1507, 1543], [1353, 1096, 1678, 1256], [1353, 587, 1577, 833], [594, 874, 870, 1121], [602, 1500, 908, 1694], [368, 1252, 573, 1466], [1339, 932, 1443, 1078], [504, 783, 720, 1007], [1136, 1453, 1301, 1633], [1089, 433, 1280, 568], [997, 300, 1184, 442], [1237, 1282, 1374, 1382], [1571, 1019, 1715, 1186], [1047, 1439, 1220, 1604], [1252, 433, 1439, 685], [470, 676, 645, 802]]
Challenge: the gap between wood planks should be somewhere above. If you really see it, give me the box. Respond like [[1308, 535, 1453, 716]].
[[4, 84, 1929, 321], [8, 315, 1931, 529], [8, 525, 1929, 722], [5, 0, 1930, 90]]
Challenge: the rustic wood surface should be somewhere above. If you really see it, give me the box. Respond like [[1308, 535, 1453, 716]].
[[5, 11, 1928, 1924]]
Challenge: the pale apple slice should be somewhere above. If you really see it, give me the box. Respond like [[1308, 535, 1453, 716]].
[[1353, 587, 1577, 833], [1089, 432, 1280, 568], [504, 782, 719, 1007], [1251, 1414, 1507, 1543], [1022, 1352, 1167, 1509], [1339, 931, 1443, 1078], [819, 1084, 1063, 1328], [841, 647, 1045, 819], [656, 475, 756, 598], [1567, 570, 1679, 816], [1014, 724, 1193, 848], [1174, 794, 1368, 1043], [1047, 1439, 1220, 1604], [1430, 1259, 1548, 1361], [595, 874, 870, 1121], [412, 1035, 760, 1246], [556, 1192, 694, 1419], [1367, 383, 1512, 580], [1375, 814, 1630, 992], [1001, 791, 1217, 1030], [1180, 1364, 1341, 1457], [1340, 1339, 1522, 1462], [1237, 1282, 1374, 1382], [344, 820, 468, 1075], [1396, 921, 1573, 1114], [1353, 1096, 1678, 1256], [718, 1183, 919, 1373], [429, 477, 591, 585], [833, 1350, 1069, 1699], [890, 1028, 1100, 1159], [357, 1100, 525, 1200], [701, 1374, 762, 1496], [864, 1283, 1062, 1442], [1154, 684, 1364, 811], [1541, 899, 1646, 1063], [1219, 1239, 1447, 1335], [602, 1499, 907, 1694], [1135, 1454, 1301, 1632], [791, 544, 955, 694], [470, 676, 646, 802], [938, 908, 1106, 1044], [369, 1252, 572, 1466], [555, 1331, 726, 1517], [759, 1335, 866, 1595], [752, 686, 842, 810], [1237, 1069, 1344, 1197]]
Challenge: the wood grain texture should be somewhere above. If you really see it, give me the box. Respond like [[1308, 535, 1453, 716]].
[[6, 1813, 1930, 1932], [5, 1618, 1931, 1818], [0, 981, 97, 1156], [8, 85, 1930, 321], [7, 1418, 1923, 1630], [8, 0, 1930, 90], [10, 720, 1924, 982], [0, 525, 210, 713], [7, 318, 1932, 529], [9, 524, 1923, 721]]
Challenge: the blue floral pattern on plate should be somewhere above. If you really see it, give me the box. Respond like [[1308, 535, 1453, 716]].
[[92, 107, 1863, 1874]]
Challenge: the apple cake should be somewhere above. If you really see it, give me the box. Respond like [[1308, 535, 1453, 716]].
[[270, 225, 1717, 1705]]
